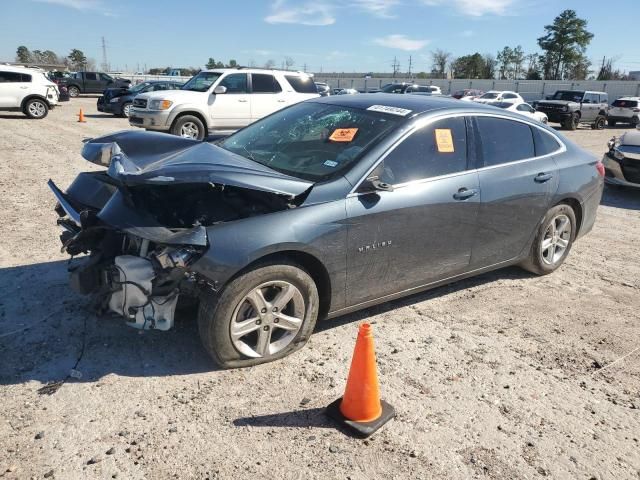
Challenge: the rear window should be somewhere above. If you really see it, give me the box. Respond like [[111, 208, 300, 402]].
[[612, 99, 638, 108], [476, 117, 535, 167], [284, 75, 317, 94], [532, 128, 561, 156]]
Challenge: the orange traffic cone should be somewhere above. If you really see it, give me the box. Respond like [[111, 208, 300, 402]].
[[326, 323, 395, 437], [77, 108, 86, 123]]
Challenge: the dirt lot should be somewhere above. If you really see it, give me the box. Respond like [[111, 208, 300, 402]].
[[1, 98, 639, 480]]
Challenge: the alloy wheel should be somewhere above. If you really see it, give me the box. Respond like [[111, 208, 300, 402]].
[[179, 122, 200, 139], [122, 103, 131, 117], [28, 101, 46, 118], [230, 281, 305, 358], [541, 214, 571, 265]]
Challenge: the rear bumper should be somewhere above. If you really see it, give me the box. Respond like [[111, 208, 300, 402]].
[[602, 153, 640, 188], [607, 115, 638, 123]]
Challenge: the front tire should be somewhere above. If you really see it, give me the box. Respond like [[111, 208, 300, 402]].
[[24, 98, 48, 119], [171, 115, 205, 140], [198, 262, 319, 368], [592, 116, 606, 130], [120, 102, 132, 118], [520, 204, 576, 276], [563, 113, 579, 130]]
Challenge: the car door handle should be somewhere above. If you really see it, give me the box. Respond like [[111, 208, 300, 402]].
[[534, 172, 553, 183], [277, 99, 287, 102], [238, 99, 248, 103], [20, 86, 29, 89], [453, 188, 478, 200]]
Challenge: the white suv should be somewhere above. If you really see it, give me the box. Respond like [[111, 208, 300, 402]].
[[0, 65, 59, 118], [608, 97, 640, 127], [129, 68, 319, 139]]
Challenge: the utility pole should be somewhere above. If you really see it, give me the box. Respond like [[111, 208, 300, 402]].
[[303, 63, 307, 73], [101, 36, 109, 72], [391, 56, 400, 78], [408, 55, 412, 77]]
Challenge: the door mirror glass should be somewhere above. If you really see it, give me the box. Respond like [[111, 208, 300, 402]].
[[213, 85, 227, 94]]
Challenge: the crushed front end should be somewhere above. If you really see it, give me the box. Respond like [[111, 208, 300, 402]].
[[50, 130, 312, 331]]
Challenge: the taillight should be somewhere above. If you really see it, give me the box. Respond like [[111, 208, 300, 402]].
[[595, 161, 605, 177]]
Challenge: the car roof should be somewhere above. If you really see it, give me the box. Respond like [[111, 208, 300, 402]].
[[310, 93, 507, 117], [0, 64, 44, 72], [203, 68, 310, 76]]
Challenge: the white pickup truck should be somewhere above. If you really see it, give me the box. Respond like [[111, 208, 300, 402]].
[[129, 68, 319, 140]]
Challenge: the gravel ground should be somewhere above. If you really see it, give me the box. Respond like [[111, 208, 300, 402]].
[[1, 98, 639, 480]]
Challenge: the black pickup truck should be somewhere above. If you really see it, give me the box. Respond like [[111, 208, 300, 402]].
[[59, 72, 131, 97]]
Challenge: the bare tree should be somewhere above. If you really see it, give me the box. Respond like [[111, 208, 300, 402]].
[[264, 59, 276, 69], [284, 57, 295, 70], [431, 49, 451, 79]]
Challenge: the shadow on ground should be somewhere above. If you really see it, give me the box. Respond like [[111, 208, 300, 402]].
[[0, 259, 533, 387], [601, 184, 640, 210]]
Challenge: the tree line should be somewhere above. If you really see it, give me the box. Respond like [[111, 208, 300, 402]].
[[427, 10, 629, 81], [16, 46, 96, 71]]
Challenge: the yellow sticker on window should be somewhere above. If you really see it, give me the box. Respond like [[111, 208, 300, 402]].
[[329, 128, 358, 142], [435, 129, 454, 153]]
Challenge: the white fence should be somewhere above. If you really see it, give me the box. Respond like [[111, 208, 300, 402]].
[[122, 73, 640, 102], [314, 77, 640, 101]]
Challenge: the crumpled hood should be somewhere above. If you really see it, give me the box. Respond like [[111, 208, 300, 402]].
[[81, 130, 313, 197]]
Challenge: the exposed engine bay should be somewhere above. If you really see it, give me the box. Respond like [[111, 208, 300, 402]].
[[50, 130, 313, 330]]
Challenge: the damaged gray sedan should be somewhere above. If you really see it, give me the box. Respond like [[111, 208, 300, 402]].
[[50, 95, 603, 368]]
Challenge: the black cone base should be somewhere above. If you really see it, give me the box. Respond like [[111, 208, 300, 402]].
[[326, 398, 395, 438]]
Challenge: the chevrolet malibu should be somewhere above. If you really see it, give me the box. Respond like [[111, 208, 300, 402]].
[[49, 95, 604, 368]]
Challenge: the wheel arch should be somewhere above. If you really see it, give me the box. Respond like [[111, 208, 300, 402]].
[[20, 94, 49, 110], [226, 250, 332, 320], [555, 197, 583, 236], [170, 109, 209, 132]]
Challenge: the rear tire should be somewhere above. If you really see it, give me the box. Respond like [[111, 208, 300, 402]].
[[67, 86, 80, 98], [198, 261, 319, 368], [631, 117, 639, 127], [24, 98, 48, 119], [171, 115, 205, 140], [592, 116, 606, 130], [520, 204, 576, 276]]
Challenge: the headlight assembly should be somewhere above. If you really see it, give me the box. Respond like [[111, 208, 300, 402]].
[[149, 99, 173, 110]]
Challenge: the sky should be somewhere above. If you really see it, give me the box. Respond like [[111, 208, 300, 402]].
[[1, 0, 639, 74]]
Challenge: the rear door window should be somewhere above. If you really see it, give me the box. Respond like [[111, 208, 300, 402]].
[[85, 73, 98, 81], [475, 117, 535, 167], [0, 71, 24, 82], [251, 74, 282, 93], [284, 75, 317, 93], [381, 116, 468, 185]]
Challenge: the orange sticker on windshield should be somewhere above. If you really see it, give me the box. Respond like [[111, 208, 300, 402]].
[[435, 129, 454, 153], [329, 128, 358, 142]]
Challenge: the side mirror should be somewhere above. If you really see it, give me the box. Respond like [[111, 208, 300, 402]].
[[213, 85, 227, 94]]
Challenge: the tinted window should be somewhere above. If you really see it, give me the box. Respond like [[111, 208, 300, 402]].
[[476, 117, 534, 167], [252, 74, 282, 93], [532, 128, 561, 156], [381, 117, 468, 185], [219, 73, 247, 93], [21, 73, 32, 82], [284, 75, 317, 93], [503, 93, 518, 99], [612, 99, 638, 108], [85, 73, 98, 81], [0, 71, 24, 82]]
